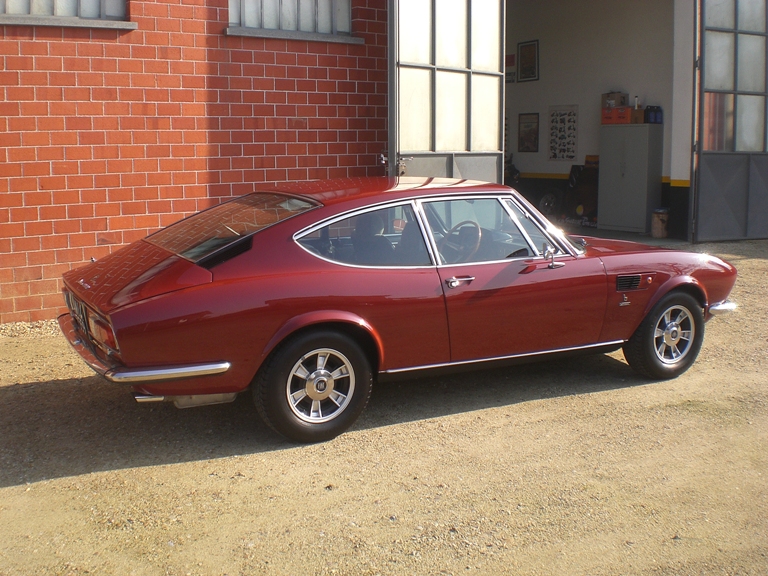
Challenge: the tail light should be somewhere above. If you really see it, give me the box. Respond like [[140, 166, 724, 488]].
[[88, 312, 120, 354]]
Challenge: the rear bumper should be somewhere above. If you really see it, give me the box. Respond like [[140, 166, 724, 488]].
[[58, 313, 231, 384], [58, 312, 113, 377]]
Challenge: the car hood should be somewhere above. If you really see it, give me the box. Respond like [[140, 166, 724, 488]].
[[63, 240, 212, 315]]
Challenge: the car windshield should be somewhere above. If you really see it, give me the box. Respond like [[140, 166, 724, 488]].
[[147, 193, 317, 262]]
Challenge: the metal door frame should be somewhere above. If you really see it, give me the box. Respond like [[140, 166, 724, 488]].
[[693, 0, 768, 241]]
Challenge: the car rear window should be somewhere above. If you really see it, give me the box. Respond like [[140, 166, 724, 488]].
[[147, 193, 317, 262]]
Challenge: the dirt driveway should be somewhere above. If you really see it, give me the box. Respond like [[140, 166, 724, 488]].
[[1, 241, 766, 576]]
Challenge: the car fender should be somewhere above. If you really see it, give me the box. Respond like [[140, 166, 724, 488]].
[[643, 275, 707, 317], [261, 310, 386, 368]]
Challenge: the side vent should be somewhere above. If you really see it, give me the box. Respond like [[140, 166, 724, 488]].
[[616, 275, 642, 291]]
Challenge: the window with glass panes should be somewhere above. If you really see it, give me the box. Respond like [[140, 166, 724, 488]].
[[0, 0, 125, 20], [229, 0, 351, 36], [397, 0, 503, 154], [702, 0, 767, 152]]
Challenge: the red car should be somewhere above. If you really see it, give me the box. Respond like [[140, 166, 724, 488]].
[[59, 177, 737, 442]]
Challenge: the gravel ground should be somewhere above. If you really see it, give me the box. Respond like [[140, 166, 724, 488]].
[[0, 240, 766, 576]]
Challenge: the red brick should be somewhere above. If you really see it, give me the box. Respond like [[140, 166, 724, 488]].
[[55, 248, 84, 263], [53, 219, 80, 234], [27, 250, 56, 266], [39, 205, 67, 220]]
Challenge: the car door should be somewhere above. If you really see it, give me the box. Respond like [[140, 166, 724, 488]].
[[419, 196, 608, 363], [295, 201, 451, 371]]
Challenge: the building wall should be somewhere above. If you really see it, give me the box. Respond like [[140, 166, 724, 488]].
[[505, 0, 675, 178], [0, 0, 388, 323]]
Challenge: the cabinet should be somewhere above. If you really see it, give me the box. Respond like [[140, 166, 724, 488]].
[[597, 124, 663, 233]]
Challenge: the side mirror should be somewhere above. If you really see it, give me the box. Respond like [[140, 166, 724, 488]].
[[542, 243, 565, 269]]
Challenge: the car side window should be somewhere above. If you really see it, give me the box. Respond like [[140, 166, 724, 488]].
[[504, 199, 562, 256], [298, 204, 432, 267], [423, 198, 532, 264]]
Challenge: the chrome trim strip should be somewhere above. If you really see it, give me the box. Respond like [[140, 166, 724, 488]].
[[708, 301, 737, 316], [381, 340, 626, 374], [106, 362, 232, 384]]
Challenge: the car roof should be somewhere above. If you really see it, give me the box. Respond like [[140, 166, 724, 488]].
[[263, 177, 511, 207]]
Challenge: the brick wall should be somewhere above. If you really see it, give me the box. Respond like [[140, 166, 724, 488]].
[[0, 0, 388, 323]]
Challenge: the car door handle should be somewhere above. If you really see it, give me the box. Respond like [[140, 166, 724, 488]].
[[445, 276, 475, 289]]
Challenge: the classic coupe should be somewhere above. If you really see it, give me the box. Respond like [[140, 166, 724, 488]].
[[59, 177, 737, 442]]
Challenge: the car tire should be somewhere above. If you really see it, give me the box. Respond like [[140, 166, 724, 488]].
[[538, 189, 562, 217], [623, 291, 704, 380], [253, 330, 373, 442]]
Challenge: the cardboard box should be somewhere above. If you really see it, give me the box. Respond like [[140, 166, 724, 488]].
[[601, 92, 629, 108], [601, 107, 616, 124], [630, 108, 645, 124], [613, 106, 631, 124]]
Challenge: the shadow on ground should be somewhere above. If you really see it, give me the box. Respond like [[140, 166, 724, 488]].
[[0, 353, 646, 487]]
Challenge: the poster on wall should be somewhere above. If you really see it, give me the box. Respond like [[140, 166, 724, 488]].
[[548, 105, 578, 161], [518, 113, 539, 152], [517, 40, 538, 82], [505, 54, 516, 84]]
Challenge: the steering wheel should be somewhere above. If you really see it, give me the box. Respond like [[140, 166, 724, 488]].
[[437, 220, 482, 263]]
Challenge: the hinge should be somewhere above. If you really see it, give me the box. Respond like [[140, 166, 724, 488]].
[[694, 57, 700, 69]]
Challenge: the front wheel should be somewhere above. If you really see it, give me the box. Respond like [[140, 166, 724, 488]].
[[623, 292, 704, 379], [253, 330, 373, 442]]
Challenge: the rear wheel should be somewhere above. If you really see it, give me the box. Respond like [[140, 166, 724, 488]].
[[623, 292, 704, 379], [253, 330, 373, 442]]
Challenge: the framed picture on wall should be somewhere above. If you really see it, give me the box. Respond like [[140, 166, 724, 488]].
[[517, 40, 539, 82], [518, 113, 539, 152]]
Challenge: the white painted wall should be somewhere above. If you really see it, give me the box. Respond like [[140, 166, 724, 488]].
[[505, 0, 680, 178]]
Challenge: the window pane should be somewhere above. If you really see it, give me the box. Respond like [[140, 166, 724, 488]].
[[299, 0, 315, 32], [704, 31, 735, 90], [318, 0, 332, 33], [705, 0, 735, 28], [425, 199, 530, 264], [228, 0, 240, 25], [280, 0, 297, 30], [79, 0, 99, 18], [104, 0, 124, 18], [263, 0, 279, 29], [6, 0, 30, 14], [505, 200, 559, 255], [436, 0, 467, 68], [399, 0, 432, 64], [703, 92, 735, 151], [471, 74, 501, 151], [31, 0, 53, 15], [737, 34, 766, 92], [471, 0, 501, 72], [436, 72, 467, 151], [148, 194, 316, 263], [55, 0, 77, 16], [335, 0, 350, 33], [399, 67, 432, 151], [298, 205, 431, 267], [738, 0, 766, 32], [243, 0, 261, 28], [736, 95, 765, 151]]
